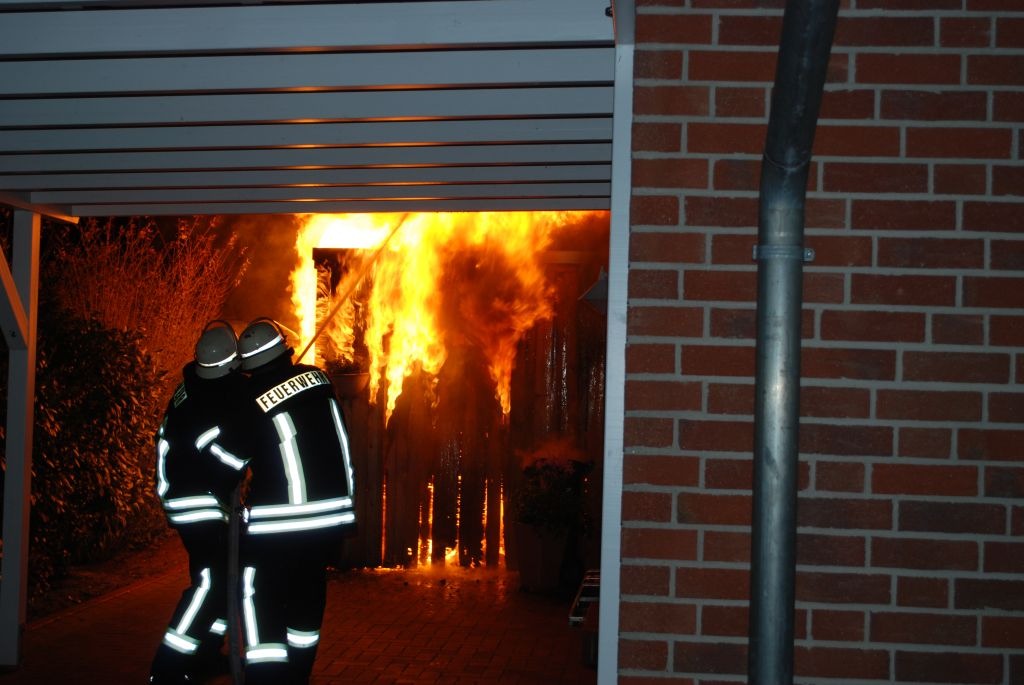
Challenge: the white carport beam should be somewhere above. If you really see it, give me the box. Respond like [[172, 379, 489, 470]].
[[0, 209, 40, 670], [0, 0, 613, 57], [0, 48, 614, 96], [0, 87, 612, 128], [0, 119, 613, 154]]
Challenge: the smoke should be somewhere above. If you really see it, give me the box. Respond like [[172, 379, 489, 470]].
[[217, 214, 304, 336]]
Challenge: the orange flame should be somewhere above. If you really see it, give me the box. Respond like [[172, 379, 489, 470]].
[[291, 211, 602, 422]]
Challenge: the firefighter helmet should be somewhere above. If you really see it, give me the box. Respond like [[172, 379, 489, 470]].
[[194, 320, 240, 379], [238, 317, 290, 371]]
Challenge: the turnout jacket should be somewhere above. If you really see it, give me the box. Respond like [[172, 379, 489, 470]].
[[155, 364, 250, 528], [242, 355, 356, 537]]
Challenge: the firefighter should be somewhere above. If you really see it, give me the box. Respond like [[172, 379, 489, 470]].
[[149, 320, 251, 685], [236, 317, 356, 685]]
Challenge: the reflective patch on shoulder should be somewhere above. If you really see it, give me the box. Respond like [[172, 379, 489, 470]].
[[254, 369, 331, 413], [172, 383, 187, 408]]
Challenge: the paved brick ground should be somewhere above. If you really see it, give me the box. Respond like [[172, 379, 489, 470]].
[[0, 563, 596, 684]]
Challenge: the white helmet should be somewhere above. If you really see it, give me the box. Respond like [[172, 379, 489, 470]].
[[238, 317, 290, 371], [194, 320, 240, 379]]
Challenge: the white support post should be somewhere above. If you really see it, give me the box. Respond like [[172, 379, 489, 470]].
[[0, 209, 40, 670]]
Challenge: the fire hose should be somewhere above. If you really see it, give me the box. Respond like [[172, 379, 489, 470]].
[[294, 213, 409, 364]]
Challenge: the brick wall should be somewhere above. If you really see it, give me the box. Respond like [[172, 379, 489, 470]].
[[621, 1, 1024, 682]]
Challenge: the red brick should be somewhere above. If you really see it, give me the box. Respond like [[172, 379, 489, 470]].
[[633, 122, 682, 152], [898, 427, 952, 459], [991, 315, 1024, 346], [708, 308, 755, 340], [900, 501, 1005, 535], [935, 163, 988, 195], [821, 310, 926, 343], [964, 276, 1024, 308], [800, 423, 893, 457], [677, 492, 751, 526], [795, 646, 890, 680], [982, 616, 1024, 650], [797, 571, 891, 605], [804, 234, 872, 267], [800, 386, 870, 419], [956, 578, 1024, 612], [908, 126, 1014, 159], [897, 576, 949, 609], [877, 237, 983, 269], [852, 199, 957, 231], [835, 16, 934, 46], [635, 13, 713, 44], [707, 383, 752, 415], [687, 123, 764, 155], [896, 650, 1002, 684], [823, 162, 928, 193], [904, 351, 1010, 383], [629, 268, 679, 299], [881, 90, 987, 121], [990, 393, 1024, 423], [960, 428, 1024, 461], [1015, 506, 1024, 537], [621, 564, 671, 597], [631, 194, 679, 226], [814, 125, 901, 157], [710, 233, 757, 264], [625, 416, 675, 448], [941, 16, 994, 48], [985, 466, 1024, 499], [624, 455, 700, 488], [877, 389, 982, 422], [703, 530, 750, 563], [717, 15, 781, 46], [688, 50, 776, 82], [627, 379, 702, 411], [815, 460, 865, 493], [969, 54, 1024, 86], [933, 314, 984, 345], [806, 198, 847, 228], [635, 85, 711, 116], [993, 165, 1024, 197], [802, 347, 897, 381], [685, 194, 757, 227], [681, 344, 754, 377], [964, 201, 1024, 232], [992, 239, 1024, 270], [872, 612, 976, 646], [676, 567, 749, 601], [819, 89, 876, 119], [619, 639, 669, 671], [620, 601, 697, 633], [998, 17, 1024, 48], [632, 157, 708, 189], [856, 53, 961, 84], [797, 532, 865, 567], [704, 457, 751, 490], [811, 609, 865, 642], [798, 497, 893, 530], [628, 305, 703, 337], [622, 527, 698, 561], [701, 605, 748, 637], [673, 640, 746, 675], [873, 463, 978, 497], [679, 418, 752, 453], [623, 491, 673, 523], [626, 342, 676, 374], [711, 159, 760, 191], [872, 536, 979, 571], [683, 269, 755, 302], [804, 273, 845, 304], [994, 91, 1024, 122], [860, 0, 959, 8], [851, 274, 956, 306], [714, 87, 766, 118], [631, 230, 705, 264], [635, 49, 683, 80], [985, 541, 1024, 574]]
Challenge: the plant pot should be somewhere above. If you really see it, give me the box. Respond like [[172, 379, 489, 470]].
[[512, 521, 568, 593]]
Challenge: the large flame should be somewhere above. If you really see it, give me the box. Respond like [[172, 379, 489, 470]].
[[290, 211, 601, 421]]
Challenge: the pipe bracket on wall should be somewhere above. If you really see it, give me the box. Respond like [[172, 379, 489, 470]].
[[751, 245, 815, 262]]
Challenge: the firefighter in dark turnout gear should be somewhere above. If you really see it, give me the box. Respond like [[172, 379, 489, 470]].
[[150, 321, 250, 685], [236, 317, 356, 685]]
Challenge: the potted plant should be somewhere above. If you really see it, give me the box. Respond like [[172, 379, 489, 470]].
[[508, 441, 592, 593]]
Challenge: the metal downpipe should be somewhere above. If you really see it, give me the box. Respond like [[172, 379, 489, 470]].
[[748, 1, 839, 684]]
